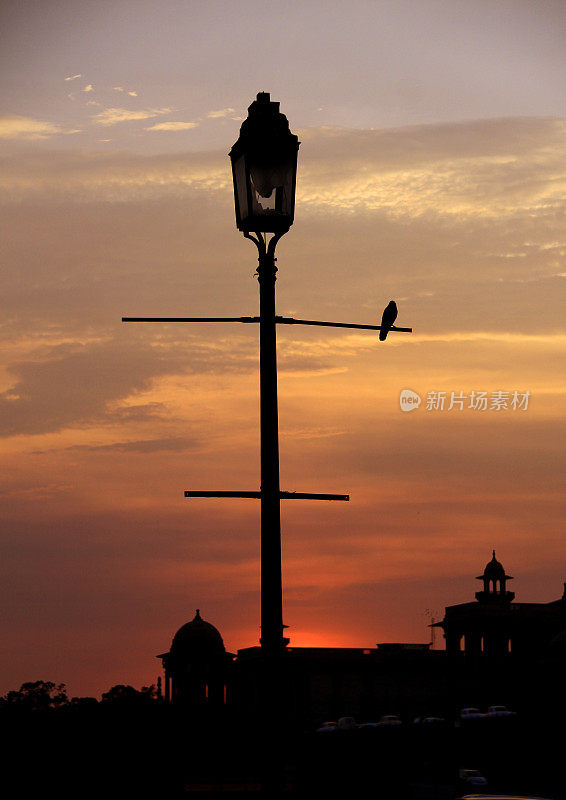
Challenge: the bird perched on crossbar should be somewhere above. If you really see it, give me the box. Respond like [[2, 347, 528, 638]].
[[379, 300, 398, 341]]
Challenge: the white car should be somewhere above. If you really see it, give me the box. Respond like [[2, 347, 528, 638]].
[[459, 796, 553, 800], [376, 714, 402, 726], [414, 715, 445, 725], [459, 707, 485, 721], [316, 721, 338, 733], [486, 705, 516, 718]]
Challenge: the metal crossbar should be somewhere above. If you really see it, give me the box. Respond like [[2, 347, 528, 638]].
[[122, 315, 412, 333], [184, 490, 349, 501]]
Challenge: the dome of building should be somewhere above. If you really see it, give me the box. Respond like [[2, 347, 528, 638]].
[[484, 550, 505, 575], [478, 550, 512, 579], [170, 609, 225, 658]]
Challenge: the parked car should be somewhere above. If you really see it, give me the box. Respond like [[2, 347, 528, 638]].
[[337, 716, 357, 730], [316, 721, 338, 733], [459, 707, 485, 721], [486, 705, 517, 718], [459, 796, 553, 800], [376, 714, 402, 727], [414, 715, 445, 726], [458, 768, 488, 788]]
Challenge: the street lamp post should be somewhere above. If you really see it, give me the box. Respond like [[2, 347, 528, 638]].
[[122, 90, 413, 710], [229, 92, 299, 656]]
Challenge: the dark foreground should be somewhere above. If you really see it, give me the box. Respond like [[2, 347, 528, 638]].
[[4, 708, 565, 797]]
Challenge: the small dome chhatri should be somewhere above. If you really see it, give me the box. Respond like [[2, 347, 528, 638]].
[[170, 609, 226, 657], [476, 550, 513, 581], [480, 550, 512, 580], [475, 551, 515, 604]]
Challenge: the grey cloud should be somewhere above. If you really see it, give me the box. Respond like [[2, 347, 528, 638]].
[[0, 336, 255, 436], [65, 436, 199, 453], [299, 117, 565, 171], [277, 352, 333, 373], [111, 403, 166, 422], [296, 416, 566, 492], [0, 341, 161, 435]]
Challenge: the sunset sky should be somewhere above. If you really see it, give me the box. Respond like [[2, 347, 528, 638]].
[[2, 0, 565, 698]]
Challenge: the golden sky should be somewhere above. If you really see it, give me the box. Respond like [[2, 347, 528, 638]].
[[1, 1, 566, 697]]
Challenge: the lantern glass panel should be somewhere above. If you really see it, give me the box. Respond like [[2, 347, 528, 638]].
[[233, 155, 249, 223], [249, 156, 294, 219]]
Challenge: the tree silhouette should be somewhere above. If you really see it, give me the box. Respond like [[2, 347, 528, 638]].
[[0, 680, 68, 712], [100, 683, 158, 707]]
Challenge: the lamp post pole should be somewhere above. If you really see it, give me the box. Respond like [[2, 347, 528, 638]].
[[256, 233, 285, 656], [256, 234, 285, 793]]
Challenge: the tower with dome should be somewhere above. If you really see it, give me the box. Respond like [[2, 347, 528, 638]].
[[434, 551, 566, 661]]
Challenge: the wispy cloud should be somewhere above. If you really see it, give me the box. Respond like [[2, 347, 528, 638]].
[[207, 107, 235, 119], [0, 149, 229, 201], [92, 107, 171, 126], [64, 74, 82, 82], [0, 115, 62, 140], [62, 436, 198, 454], [278, 331, 566, 365], [409, 332, 566, 346], [82, 84, 94, 93], [146, 121, 198, 132], [113, 87, 137, 97]]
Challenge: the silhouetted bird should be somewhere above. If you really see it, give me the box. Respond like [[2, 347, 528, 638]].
[[379, 300, 398, 341]]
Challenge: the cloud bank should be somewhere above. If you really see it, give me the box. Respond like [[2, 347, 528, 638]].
[[2, 117, 564, 220]]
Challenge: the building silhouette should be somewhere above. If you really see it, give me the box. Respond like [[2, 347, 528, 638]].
[[435, 551, 566, 663], [157, 553, 566, 724], [157, 610, 233, 706]]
